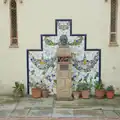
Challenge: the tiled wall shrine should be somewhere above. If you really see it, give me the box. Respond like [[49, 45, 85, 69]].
[[27, 19, 101, 95]]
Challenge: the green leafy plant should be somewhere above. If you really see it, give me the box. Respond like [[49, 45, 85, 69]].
[[81, 83, 90, 90], [13, 82, 24, 97], [106, 85, 114, 91], [94, 81, 104, 90]]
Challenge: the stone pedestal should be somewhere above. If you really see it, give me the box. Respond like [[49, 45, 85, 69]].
[[56, 47, 73, 101]]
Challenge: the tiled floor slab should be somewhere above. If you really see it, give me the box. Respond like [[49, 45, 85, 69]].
[[0, 110, 12, 117], [114, 110, 120, 116], [10, 109, 30, 117], [16, 101, 37, 109], [0, 103, 17, 110], [73, 110, 104, 118], [27, 109, 52, 117], [103, 110, 119, 118], [52, 108, 73, 117], [7, 117, 50, 120], [53, 117, 104, 120]]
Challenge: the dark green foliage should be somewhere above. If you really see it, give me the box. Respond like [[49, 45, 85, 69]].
[[13, 82, 24, 97]]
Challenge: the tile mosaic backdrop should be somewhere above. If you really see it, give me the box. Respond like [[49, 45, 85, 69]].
[[27, 20, 101, 95]]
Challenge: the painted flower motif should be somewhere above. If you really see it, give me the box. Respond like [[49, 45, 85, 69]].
[[76, 40, 79, 43], [52, 74, 55, 77]]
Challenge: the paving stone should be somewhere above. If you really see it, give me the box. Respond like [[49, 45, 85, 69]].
[[55, 101, 75, 108], [103, 110, 119, 118], [31, 107, 53, 110], [7, 117, 51, 120], [101, 106, 114, 110], [73, 110, 104, 118], [39, 98, 54, 108], [7, 117, 26, 120], [25, 117, 50, 120], [54, 117, 103, 120], [10, 109, 30, 117], [0, 103, 17, 110], [0, 118, 7, 120], [27, 109, 52, 117], [52, 108, 73, 117], [16, 101, 37, 109], [114, 110, 120, 116], [0, 110, 12, 117], [104, 118, 120, 120]]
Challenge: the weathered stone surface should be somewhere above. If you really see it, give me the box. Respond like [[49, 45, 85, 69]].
[[7, 117, 50, 120], [38, 98, 54, 108], [0, 103, 17, 110], [114, 110, 120, 116], [16, 101, 36, 109], [52, 108, 73, 117], [27, 108, 52, 117], [10, 109, 30, 117], [103, 110, 119, 118], [73, 110, 104, 118], [0, 110, 12, 117]]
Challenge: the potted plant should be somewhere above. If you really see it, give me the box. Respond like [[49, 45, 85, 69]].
[[94, 81, 105, 99], [106, 85, 114, 99], [81, 78, 93, 99], [81, 83, 90, 99], [30, 82, 42, 98], [13, 81, 25, 97], [76, 82, 83, 98], [41, 83, 49, 98], [72, 85, 80, 99]]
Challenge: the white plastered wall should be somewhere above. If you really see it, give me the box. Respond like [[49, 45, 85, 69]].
[[0, 0, 120, 95]]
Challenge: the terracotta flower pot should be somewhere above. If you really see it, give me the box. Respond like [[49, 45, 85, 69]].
[[79, 91, 82, 98], [81, 90, 90, 99], [106, 91, 114, 99], [32, 88, 42, 98], [72, 91, 80, 99], [95, 89, 105, 99], [42, 89, 49, 98]]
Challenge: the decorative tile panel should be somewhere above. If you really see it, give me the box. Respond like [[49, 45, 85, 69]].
[[27, 19, 101, 95]]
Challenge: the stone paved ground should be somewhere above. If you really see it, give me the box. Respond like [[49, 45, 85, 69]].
[[0, 96, 120, 119]]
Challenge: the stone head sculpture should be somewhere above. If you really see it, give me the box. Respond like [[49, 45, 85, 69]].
[[59, 35, 68, 46]]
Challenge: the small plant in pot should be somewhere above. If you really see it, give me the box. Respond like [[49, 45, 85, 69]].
[[77, 83, 83, 98], [81, 78, 93, 99], [13, 81, 25, 98], [106, 85, 114, 99], [30, 82, 42, 98], [81, 83, 90, 99], [41, 83, 49, 98], [94, 81, 105, 99], [72, 85, 80, 99]]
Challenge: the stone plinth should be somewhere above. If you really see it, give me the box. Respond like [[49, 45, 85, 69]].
[[56, 47, 72, 101]]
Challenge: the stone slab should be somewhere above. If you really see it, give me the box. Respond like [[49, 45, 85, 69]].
[[0, 110, 12, 117], [27, 109, 52, 117], [52, 118, 104, 120], [52, 108, 73, 117], [73, 110, 104, 118], [103, 110, 119, 118], [0, 103, 17, 110], [7, 117, 50, 120], [114, 110, 120, 116], [10, 109, 30, 117], [16, 101, 37, 109]]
